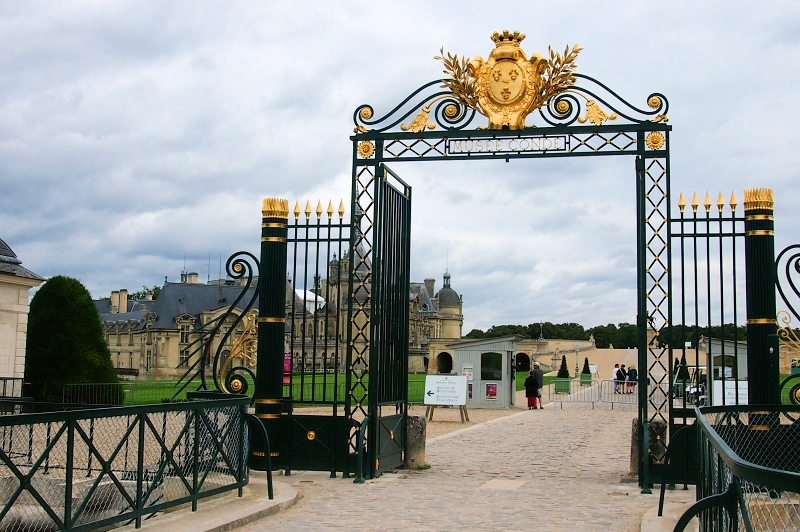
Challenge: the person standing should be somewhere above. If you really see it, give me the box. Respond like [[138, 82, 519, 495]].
[[612, 363, 620, 393], [531, 362, 544, 409], [618, 364, 628, 395], [627, 365, 638, 394], [524, 370, 537, 409]]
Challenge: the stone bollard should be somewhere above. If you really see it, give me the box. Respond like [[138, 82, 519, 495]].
[[404, 415, 426, 469]]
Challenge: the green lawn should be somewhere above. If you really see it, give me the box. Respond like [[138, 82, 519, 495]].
[[111, 373, 577, 406]]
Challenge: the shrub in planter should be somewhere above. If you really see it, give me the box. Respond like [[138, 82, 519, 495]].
[[555, 355, 571, 393], [580, 357, 592, 386]]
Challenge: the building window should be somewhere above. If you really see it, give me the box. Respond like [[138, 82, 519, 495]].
[[180, 324, 191, 344], [480, 352, 503, 381], [116, 353, 120, 368], [180, 349, 190, 366], [129, 352, 133, 368]]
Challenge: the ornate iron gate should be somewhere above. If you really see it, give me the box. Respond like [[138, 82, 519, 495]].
[[176, 31, 786, 487], [364, 165, 411, 475]]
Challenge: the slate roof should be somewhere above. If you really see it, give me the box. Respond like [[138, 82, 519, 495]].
[[96, 282, 258, 332], [0, 237, 44, 281], [409, 282, 438, 314], [436, 271, 461, 308]]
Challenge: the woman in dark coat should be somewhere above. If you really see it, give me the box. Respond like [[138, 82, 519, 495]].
[[524, 371, 537, 409], [524, 362, 545, 409]]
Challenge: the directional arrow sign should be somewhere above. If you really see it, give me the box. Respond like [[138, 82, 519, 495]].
[[424, 375, 468, 406]]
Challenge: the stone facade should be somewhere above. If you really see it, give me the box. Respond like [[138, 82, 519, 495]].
[[97, 266, 464, 380], [0, 238, 43, 393]]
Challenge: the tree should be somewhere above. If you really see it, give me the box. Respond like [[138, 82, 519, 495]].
[[128, 285, 161, 300], [557, 355, 571, 378], [25, 276, 118, 402], [582, 357, 591, 375]]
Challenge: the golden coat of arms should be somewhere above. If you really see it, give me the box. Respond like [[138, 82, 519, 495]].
[[437, 30, 582, 130]]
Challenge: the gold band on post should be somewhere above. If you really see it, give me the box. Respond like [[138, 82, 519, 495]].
[[256, 413, 281, 420], [747, 318, 777, 325], [744, 214, 773, 222], [745, 230, 774, 237], [255, 399, 282, 405], [257, 317, 284, 323], [262, 222, 288, 229], [261, 236, 287, 243]]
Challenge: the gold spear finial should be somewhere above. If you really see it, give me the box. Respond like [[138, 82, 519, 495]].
[[716, 191, 725, 212], [704, 192, 712, 212], [691, 192, 699, 213], [293, 200, 301, 219], [304, 200, 312, 219], [338, 200, 346, 219], [316, 200, 323, 219], [678, 192, 686, 214], [327, 200, 334, 219], [729, 191, 738, 212]]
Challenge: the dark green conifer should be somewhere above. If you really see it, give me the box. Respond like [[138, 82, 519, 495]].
[[25, 276, 118, 402]]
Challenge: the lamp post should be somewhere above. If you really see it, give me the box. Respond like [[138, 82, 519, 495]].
[[574, 345, 580, 377]]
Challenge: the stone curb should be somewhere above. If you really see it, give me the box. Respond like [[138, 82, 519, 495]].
[[119, 480, 298, 532]]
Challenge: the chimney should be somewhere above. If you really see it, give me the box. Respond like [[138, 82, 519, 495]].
[[187, 272, 199, 284], [119, 289, 128, 314], [180, 269, 188, 283], [144, 293, 153, 301], [110, 291, 120, 314], [424, 278, 435, 297]]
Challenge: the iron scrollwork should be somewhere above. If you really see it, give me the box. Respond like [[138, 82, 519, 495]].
[[352, 30, 669, 134], [173, 251, 260, 402], [776, 244, 800, 404]]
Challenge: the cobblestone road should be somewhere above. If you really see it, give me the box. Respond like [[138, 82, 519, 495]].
[[239, 404, 659, 531]]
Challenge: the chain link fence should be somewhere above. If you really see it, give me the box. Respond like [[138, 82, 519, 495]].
[[675, 405, 800, 531], [0, 395, 249, 531]]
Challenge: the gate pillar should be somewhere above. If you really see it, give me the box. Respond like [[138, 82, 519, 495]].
[[252, 197, 289, 470], [744, 188, 780, 405]]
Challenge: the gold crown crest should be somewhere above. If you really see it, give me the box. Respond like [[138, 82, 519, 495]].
[[491, 30, 525, 46], [743, 188, 774, 211], [262, 198, 289, 218]]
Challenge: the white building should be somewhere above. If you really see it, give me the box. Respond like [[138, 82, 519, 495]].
[[0, 237, 43, 395]]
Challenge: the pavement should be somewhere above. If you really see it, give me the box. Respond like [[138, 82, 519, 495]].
[[144, 395, 698, 531]]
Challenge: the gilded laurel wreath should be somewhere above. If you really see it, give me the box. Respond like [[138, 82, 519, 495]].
[[435, 49, 480, 110]]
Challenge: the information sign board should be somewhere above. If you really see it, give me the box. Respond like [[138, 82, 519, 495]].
[[424, 375, 468, 406]]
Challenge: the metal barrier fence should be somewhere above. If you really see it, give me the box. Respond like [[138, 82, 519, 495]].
[[674, 405, 800, 532], [0, 394, 250, 531], [0, 378, 23, 398], [547, 380, 647, 408]]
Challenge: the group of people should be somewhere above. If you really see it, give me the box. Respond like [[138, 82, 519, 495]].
[[524, 362, 544, 409], [612, 363, 637, 394]]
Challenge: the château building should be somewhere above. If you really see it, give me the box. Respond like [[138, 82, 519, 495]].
[[96, 264, 466, 379]]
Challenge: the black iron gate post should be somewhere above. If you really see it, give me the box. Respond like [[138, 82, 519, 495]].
[[744, 188, 780, 405], [253, 197, 290, 469]]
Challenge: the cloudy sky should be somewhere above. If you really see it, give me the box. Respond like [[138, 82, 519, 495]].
[[2, 1, 800, 332]]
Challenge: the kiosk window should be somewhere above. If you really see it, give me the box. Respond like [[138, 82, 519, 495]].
[[480, 352, 502, 380]]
